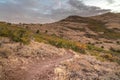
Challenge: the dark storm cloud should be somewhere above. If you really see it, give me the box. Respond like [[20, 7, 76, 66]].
[[49, 0, 110, 21], [68, 0, 110, 15], [0, 0, 111, 23]]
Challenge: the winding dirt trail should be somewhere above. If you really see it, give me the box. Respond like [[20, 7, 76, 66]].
[[25, 50, 74, 80]]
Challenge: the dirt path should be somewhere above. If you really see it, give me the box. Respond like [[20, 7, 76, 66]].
[[25, 50, 74, 80]]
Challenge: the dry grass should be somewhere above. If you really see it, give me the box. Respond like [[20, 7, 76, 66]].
[[0, 22, 120, 64]]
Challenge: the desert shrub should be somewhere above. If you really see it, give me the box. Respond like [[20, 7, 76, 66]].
[[25, 26, 29, 29], [100, 53, 118, 62], [34, 34, 86, 53], [34, 34, 48, 43], [87, 45, 94, 50], [0, 24, 31, 44], [85, 34, 97, 39], [45, 30, 48, 33], [101, 46, 104, 49], [87, 44, 104, 52], [96, 42, 102, 44], [36, 30, 40, 34], [40, 24, 42, 26], [49, 39, 85, 53], [110, 47, 120, 53], [10, 29, 30, 44], [88, 49, 120, 63], [104, 41, 113, 43], [116, 41, 120, 44], [49, 37, 85, 53], [51, 33, 57, 37], [0, 27, 11, 37], [7, 23, 11, 25], [0, 48, 11, 58], [87, 42, 91, 44]]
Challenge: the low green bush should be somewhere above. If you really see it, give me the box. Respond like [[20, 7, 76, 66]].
[[0, 23, 31, 44], [11, 29, 30, 44], [34, 34, 86, 53]]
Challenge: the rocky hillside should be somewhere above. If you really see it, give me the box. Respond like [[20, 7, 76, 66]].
[[21, 13, 120, 51], [0, 12, 120, 80], [0, 38, 120, 80], [90, 12, 120, 30]]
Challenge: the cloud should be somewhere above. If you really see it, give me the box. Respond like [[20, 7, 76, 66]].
[[82, 0, 120, 12], [68, 0, 110, 16], [48, 0, 110, 21], [0, 0, 118, 23], [0, 0, 55, 23]]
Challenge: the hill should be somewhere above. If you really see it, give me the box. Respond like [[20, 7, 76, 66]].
[[0, 12, 120, 80], [22, 12, 120, 50]]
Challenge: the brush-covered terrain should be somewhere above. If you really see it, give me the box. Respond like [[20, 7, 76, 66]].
[[0, 12, 120, 80]]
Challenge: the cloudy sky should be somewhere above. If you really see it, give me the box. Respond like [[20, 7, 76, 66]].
[[0, 0, 120, 23]]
